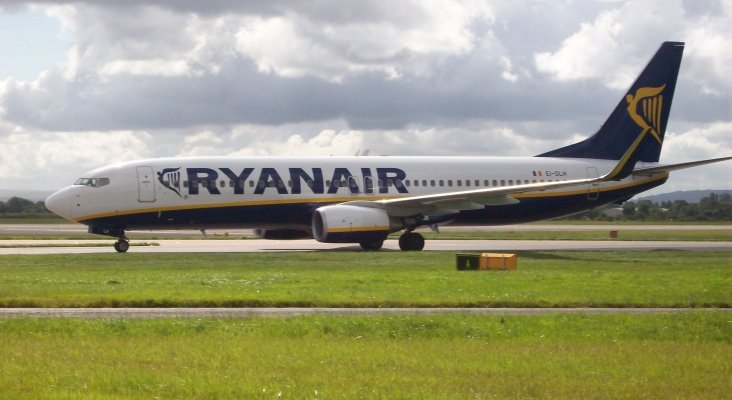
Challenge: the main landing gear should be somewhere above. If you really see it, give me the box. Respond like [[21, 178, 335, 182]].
[[358, 231, 425, 251], [359, 240, 384, 251], [113, 239, 130, 253], [398, 231, 425, 251]]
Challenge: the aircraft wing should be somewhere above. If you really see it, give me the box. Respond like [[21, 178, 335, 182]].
[[343, 155, 732, 218], [632, 156, 732, 176], [344, 175, 602, 217]]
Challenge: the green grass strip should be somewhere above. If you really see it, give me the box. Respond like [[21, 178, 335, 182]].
[[1, 251, 730, 308], [0, 313, 729, 399]]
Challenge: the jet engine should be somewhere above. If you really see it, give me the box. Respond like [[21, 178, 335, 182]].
[[311, 204, 395, 243]]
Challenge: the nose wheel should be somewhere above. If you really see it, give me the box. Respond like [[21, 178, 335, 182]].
[[113, 239, 130, 253]]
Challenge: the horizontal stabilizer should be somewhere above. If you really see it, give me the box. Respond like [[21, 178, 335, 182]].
[[633, 156, 732, 176]]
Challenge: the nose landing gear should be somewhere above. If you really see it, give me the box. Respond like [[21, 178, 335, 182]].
[[113, 239, 130, 253]]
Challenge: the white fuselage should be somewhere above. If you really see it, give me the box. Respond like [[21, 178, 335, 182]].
[[45, 155, 666, 233]]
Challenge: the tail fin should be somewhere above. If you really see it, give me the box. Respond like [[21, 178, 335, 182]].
[[538, 41, 684, 171]]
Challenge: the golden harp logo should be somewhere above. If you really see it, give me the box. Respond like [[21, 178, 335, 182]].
[[157, 167, 182, 197], [625, 84, 666, 144]]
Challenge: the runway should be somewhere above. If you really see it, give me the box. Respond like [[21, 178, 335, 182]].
[[2, 238, 731, 254], [2, 223, 730, 254], [1, 307, 728, 318]]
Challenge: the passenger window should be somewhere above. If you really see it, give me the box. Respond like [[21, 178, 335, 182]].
[[447, 180, 453, 187], [465, 180, 470, 187], [413, 180, 418, 187], [405, 180, 411, 187], [439, 180, 444, 187], [249, 180, 254, 187], [183, 181, 189, 188], [484, 180, 489, 186], [422, 180, 427, 187], [430, 180, 435, 187], [508, 180, 513, 185], [457, 180, 462, 187], [475, 180, 480, 186], [500, 180, 505, 186]]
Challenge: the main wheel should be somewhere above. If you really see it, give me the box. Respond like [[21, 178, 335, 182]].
[[359, 240, 384, 251], [114, 239, 130, 253], [398, 232, 425, 251]]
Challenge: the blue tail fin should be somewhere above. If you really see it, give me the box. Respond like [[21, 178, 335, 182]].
[[538, 42, 684, 173]]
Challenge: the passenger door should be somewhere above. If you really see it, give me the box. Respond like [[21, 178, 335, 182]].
[[137, 166, 156, 202]]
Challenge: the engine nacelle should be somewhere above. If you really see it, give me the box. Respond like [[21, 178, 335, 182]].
[[252, 229, 312, 240], [312, 204, 394, 243]]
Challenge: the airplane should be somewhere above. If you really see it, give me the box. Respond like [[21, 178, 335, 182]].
[[45, 41, 731, 252]]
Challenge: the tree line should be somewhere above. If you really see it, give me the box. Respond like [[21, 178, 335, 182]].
[[2, 193, 731, 221], [565, 193, 732, 221], [0, 197, 51, 215]]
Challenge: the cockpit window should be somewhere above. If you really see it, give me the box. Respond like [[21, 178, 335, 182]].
[[74, 177, 110, 187]]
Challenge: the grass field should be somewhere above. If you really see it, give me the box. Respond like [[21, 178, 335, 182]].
[[1, 250, 730, 398], [0, 313, 729, 399], [1, 251, 730, 308]]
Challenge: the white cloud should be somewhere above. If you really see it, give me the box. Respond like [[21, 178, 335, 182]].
[[534, 0, 691, 89], [99, 59, 193, 77], [662, 122, 732, 162], [0, 0, 729, 194], [234, 1, 492, 82], [0, 130, 153, 189], [229, 128, 364, 157], [682, 4, 732, 94]]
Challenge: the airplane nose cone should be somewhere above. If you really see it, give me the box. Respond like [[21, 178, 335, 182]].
[[45, 188, 73, 220]]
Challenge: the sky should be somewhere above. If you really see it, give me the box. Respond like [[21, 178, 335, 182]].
[[0, 0, 730, 195]]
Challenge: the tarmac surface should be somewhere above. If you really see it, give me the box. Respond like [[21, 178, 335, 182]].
[[1, 223, 730, 254], [1, 238, 731, 254]]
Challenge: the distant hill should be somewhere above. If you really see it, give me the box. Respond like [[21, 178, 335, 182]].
[[637, 190, 732, 204], [0, 189, 55, 202]]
